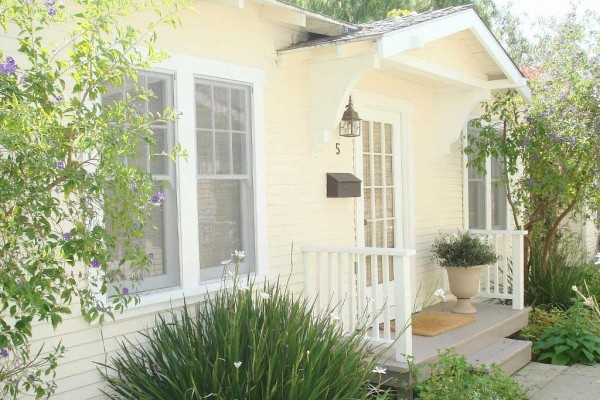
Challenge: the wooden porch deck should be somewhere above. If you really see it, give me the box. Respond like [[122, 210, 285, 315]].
[[371, 300, 531, 374]]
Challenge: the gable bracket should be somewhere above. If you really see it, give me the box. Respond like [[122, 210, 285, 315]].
[[308, 53, 380, 156]]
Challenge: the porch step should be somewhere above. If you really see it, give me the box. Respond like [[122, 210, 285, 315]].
[[467, 338, 532, 376]]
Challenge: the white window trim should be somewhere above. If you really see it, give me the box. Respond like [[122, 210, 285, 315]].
[[107, 53, 268, 321], [462, 121, 511, 231]]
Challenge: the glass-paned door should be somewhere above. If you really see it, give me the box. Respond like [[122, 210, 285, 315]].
[[362, 121, 397, 286]]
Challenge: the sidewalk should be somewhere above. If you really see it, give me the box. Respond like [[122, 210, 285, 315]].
[[512, 362, 600, 400]]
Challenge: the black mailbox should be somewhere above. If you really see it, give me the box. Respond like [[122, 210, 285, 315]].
[[327, 173, 362, 198]]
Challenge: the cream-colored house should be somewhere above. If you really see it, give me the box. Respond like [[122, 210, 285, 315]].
[[19, 1, 536, 398]]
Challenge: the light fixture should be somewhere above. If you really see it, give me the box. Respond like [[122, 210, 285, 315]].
[[339, 96, 362, 138]]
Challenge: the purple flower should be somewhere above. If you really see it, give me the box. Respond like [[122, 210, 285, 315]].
[[54, 187, 61, 194], [148, 253, 154, 259], [90, 258, 100, 268], [46, 0, 55, 5], [63, 232, 72, 240], [54, 95, 63, 102], [48, 7, 57, 16], [121, 287, 129, 295], [533, 153, 540, 159], [129, 182, 137, 192], [1, 349, 8, 358], [133, 222, 140, 230], [19, 75, 27, 85], [0, 57, 17, 75], [150, 191, 165, 205], [57, 160, 65, 170]]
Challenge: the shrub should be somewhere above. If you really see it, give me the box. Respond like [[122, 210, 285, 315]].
[[532, 303, 600, 365], [414, 350, 527, 400], [526, 242, 599, 309], [519, 307, 565, 343], [100, 278, 390, 399], [431, 231, 498, 268]]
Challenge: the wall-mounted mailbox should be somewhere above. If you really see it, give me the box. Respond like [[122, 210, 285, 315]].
[[327, 173, 362, 198]]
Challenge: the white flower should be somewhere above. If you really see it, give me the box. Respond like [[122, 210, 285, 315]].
[[330, 313, 340, 321], [435, 288, 446, 302], [572, 285, 578, 292], [221, 259, 232, 265], [234, 361, 242, 369], [372, 366, 386, 374], [232, 250, 245, 261], [238, 283, 250, 291], [306, 350, 310, 356], [583, 297, 596, 308], [259, 292, 271, 300], [594, 253, 600, 265]]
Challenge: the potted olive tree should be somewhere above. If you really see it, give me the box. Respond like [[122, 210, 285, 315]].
[[431, 231, 499, 314]]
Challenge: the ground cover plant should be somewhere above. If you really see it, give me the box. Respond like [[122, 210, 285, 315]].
[[413, 350, 527, 400], [100, 272, 393, 400]]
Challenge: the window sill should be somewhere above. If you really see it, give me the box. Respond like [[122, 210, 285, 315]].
[[103, 273, 267, 323]]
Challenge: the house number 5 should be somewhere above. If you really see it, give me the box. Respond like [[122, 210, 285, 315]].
[[335, 142, 341, 155]]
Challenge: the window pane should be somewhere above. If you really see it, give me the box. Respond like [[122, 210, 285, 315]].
[[150, 127, 168, 175], [197, 130, 214, 174], [362, 121, 370, 152], [492, 180, 507, 229], [384, 124, 393, 155], [147, 76, 166, 123], [106, 72, 179, 293], [195, 84, 213, 129], [231, 88, 247, 131], [373, 123, 382, 153], [195, 79, 254, 282], [232, 133, 246, 174], [214, 86, 230, 130], [197, 180, 242, 271], [215, 132, 232, 174], [469, 181, 485, 229]]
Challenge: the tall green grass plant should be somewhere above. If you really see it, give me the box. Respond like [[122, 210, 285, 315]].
[[99, 277, 392, 399]]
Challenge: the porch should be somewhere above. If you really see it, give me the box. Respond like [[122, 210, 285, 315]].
[[302, 229, 530, 375]]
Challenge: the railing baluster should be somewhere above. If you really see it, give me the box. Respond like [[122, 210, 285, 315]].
[[348, 253, 356, 332], [502, 235, 509, 296], [494, 235, 500, 295], [370, 255, 379, 340], [316, 252, 322, 314], [327, 252, 333, 309], [337, 252, 343, 327], [304, 252, 312, 302], [382, 255, 390, 341], [395, 255, 412, 361], [358, 254, 366, 326], [512, 233, 525, 309]]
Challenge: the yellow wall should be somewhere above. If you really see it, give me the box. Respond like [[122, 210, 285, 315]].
[[7, 2, 471, 398]]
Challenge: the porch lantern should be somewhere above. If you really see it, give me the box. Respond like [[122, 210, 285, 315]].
[[339, 96, 362, 138]]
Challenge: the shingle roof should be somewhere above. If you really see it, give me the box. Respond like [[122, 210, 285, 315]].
[[282, 5, 474, 52]]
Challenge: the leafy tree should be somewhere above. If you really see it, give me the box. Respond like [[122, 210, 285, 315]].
[[0, 0, 188, 397], [467, 9, 600, 270], [288, 0, 497, 25]]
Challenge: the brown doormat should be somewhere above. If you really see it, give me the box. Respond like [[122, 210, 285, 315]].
[[379, 311, 476, 337]]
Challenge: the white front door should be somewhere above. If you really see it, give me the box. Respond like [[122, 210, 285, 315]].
[[356, 107, 405, 314]]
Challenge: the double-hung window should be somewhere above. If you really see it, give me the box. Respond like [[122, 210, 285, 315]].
[[195, 78, 255, 280], [102, 56, 263, 298], [466, 125, 507, 230], [104, 72, 180, 293]]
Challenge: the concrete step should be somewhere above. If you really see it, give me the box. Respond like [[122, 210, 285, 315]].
[[467, 338, 532, 376]]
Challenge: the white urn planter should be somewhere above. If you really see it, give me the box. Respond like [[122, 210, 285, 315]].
[[446, 265, 484, 314]]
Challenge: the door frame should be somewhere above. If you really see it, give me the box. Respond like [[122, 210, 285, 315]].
[[352, 90, 415, 286]]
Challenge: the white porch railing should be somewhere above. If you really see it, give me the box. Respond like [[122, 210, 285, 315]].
[[458, 230, 527, 310], [303, 245, 416, 362]]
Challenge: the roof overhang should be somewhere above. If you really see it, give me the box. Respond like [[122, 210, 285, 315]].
[[211, 0, 357, 36]]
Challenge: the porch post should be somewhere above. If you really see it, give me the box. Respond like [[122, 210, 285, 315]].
[[512, 233, 525, 310], [394, 254, 413, 361]]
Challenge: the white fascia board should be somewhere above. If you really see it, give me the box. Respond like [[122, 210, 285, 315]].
[[260, 5, 306, 28], [212, 0, 245, 9]]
